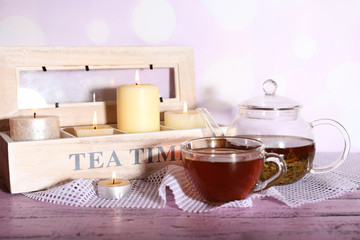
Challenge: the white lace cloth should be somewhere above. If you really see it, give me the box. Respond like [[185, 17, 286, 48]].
[[24, 153, 360, 213]]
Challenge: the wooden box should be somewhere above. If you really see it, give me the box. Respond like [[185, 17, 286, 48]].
[[0, 46, 211, 193]]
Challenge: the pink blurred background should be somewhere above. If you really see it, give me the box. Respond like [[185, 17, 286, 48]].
[[0, 0, 359, 152]]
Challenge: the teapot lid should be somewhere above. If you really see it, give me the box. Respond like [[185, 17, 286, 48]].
[[239, 79, 301, 110]]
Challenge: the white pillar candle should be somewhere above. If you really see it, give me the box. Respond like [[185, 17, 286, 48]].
[[117, 70, 160, 133], [10, 115, 60, 141], [97, 172, 131, 199], [164, 102, 205, 129]]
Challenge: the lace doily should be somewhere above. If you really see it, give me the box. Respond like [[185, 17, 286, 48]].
[[24, 153, 360, 213]]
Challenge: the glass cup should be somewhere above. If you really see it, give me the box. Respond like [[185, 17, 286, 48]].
[[180, 137, 287, 204]]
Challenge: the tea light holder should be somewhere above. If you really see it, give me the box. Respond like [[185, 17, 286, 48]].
[[97, 172, 131, 200]]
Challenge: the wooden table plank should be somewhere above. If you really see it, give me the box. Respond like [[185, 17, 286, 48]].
[[0, 178, 360, 240]]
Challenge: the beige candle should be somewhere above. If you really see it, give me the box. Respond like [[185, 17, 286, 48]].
[[10, 115, 60, 141], [164, 102, 205, 129], [74, 111, 114, 137], [74, 125, 114, 137], [117, 70, 160, 133]]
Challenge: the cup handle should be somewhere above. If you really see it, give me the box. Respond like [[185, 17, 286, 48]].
[[310, 118, 351, 174], [253, 153, 287, 192]]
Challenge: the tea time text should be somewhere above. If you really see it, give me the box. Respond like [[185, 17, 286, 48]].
[[69, 145, 181, 171]]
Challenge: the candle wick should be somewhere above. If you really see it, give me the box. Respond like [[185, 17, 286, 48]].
[[33, 113, 36, 118], [135, 83, 138, 86], [112, 179, 115, 184], [94, 126, 97, 130]]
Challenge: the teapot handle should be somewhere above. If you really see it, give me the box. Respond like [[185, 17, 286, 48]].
[[310, 118, 351, 174]]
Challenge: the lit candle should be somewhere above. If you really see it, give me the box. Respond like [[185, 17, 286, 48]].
[[164, 102, 205, 129], [74, 111, 114, 137], [97, 171, 131, 199], [116, 70, 160, 133], [9, 113, 60, 141]]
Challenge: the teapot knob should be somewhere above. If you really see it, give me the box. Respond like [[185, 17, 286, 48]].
[[263, 79, 277, 95]]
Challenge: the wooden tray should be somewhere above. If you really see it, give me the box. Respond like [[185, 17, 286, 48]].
[[0, 46, 210, 193]]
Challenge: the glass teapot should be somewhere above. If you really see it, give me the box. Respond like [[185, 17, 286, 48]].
[[226, 79, 351, 185]]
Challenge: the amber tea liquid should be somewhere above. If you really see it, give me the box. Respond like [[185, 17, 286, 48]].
[[183, 148, 263, 203], [246, 135, 315, 185]]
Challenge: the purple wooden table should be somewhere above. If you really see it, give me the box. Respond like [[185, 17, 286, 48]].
[[0, 179, 359, 239]]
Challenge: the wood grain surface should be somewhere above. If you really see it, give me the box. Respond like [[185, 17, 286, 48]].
[[0, 176, 359, 240]]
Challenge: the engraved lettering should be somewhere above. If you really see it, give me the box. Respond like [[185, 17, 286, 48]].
[[89, 151, 104, 169], [69, 153, 86, 171], [157, 145, 176, 162], [106, 150, 122, 167], [129, 148, 144, 165], [147, 147, 154, 163]]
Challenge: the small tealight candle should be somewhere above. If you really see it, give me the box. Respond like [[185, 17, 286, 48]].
[[97, 171, 131, 200], [164, 102, 205, 129], [10, 113, 60, 141], [74, 111, 114, 137]]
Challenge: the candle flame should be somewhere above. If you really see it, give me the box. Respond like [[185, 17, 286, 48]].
[[135, 69, 140, 85], [93, 111, 97, 129], [112, 171, 116, 184], [183, 102, 188, 114]]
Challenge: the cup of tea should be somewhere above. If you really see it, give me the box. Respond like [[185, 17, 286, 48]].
[[180, 137, 287, 204]]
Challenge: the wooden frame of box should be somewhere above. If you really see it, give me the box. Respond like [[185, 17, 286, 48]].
[[0, 46, 210, 194]]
